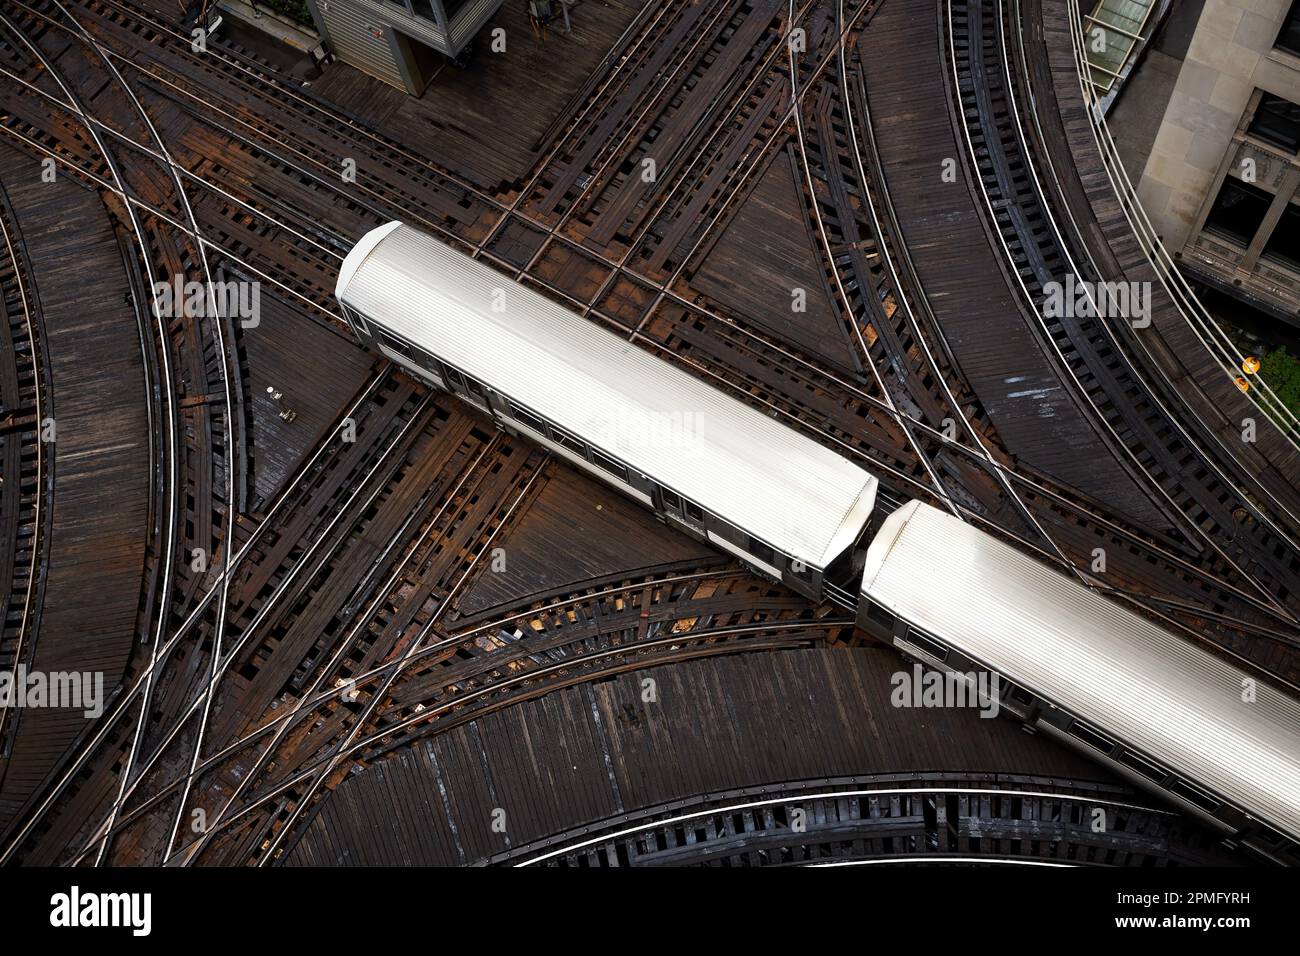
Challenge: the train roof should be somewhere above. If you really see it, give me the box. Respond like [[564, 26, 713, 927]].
[[861, 500, 1300, 839], [336, 222, 878, 570]]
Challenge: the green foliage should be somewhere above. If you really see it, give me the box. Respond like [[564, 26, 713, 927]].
[[1259, 347, 1300, 420], [257, 0, 315, 28]]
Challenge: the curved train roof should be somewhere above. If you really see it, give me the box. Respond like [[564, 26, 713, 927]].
[[861, 500, 1300, 838], [337, 222, 877, 569]]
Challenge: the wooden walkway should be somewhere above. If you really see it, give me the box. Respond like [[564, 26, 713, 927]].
[[284, 645, 1118, 865], [858, 0, 1169, 531], [241, 294, 375, 510], [0, 144, 149, 832]]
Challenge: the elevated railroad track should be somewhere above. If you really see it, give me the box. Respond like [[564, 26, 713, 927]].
[[0, 0, 1296, 866]]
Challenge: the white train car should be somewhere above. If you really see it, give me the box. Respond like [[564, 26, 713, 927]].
[[335, 222, 878, 603], [857, 500, 1300, 862]]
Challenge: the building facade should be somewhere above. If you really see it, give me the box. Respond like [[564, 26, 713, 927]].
[[1138, 0, 1300, 324], [307, 0, 504, 94]]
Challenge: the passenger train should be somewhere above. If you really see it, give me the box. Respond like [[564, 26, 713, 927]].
[[337, 221, 1300, 864]]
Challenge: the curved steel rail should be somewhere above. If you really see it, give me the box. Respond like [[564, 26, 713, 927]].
[[493, 781, 1238, 867], [1060, 0, 1300, 447]]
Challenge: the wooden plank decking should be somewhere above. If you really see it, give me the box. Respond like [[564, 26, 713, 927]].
[[285, 645, 1126, 866], [0, 143, 150, 832], [859, 0, 1170, 531]]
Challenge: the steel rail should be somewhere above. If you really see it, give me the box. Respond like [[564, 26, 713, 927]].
[[942, 0, 1296, 621], [0, 6, 182, 866]]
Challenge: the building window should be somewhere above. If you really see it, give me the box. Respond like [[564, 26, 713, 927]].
[[1205, 178, 1272, 246], [1278, 0, 1300, 55], [411, 0, 442, 25], [1263, 200, 1300, 269], [1248, 93, 1300, 152]]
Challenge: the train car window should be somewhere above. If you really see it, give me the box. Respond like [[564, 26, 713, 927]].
[[1252, 824, 1288, 848], [376, 329, 418, 361], [444, 367, 468, 392], [684, 500, 704, 522], [1066, 720, 1115, 754], [509, 403, 546, 434], [749, 538, 775, 563], [661, 489, 682, 512], [1010, 685, 1035, 706], [463, 375, 486, 399], [708, 517, 744, 545], [342, 305, 370, 336], [549, 426, 587, 455], [590, 450, 628, 481], [1168, 778, 1221, 813], [1118, 749, 1167, 781], [903, 627, 947, 662], [866, 601, 896, 630]]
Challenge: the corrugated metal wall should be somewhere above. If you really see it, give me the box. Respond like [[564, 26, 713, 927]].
[[308, 0, 407, 89], [446, 0, 503, 49], [307, 0, 503, 93]]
